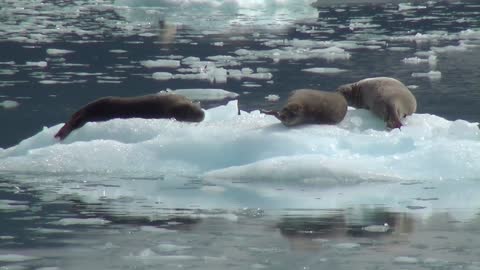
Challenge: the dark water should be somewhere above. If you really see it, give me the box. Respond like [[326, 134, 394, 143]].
[[1, 0, 480, 269]]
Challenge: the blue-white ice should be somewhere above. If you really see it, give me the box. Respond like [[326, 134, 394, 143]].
[[1, 100, 479, 182]]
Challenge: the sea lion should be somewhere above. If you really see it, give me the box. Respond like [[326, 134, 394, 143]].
[[54, 93, 204, 140], [261, 89, 348, 127], [336, 77, 417, 129]]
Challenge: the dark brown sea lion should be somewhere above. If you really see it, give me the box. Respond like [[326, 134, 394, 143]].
[[261, 89, 348, 127], [54, 93, 204, 140], [336, 77, 417, 129]]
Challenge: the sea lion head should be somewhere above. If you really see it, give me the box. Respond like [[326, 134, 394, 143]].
[[172, 102, 205, 122], [278, 103, 305, 127], [336, 83, 360, 107]]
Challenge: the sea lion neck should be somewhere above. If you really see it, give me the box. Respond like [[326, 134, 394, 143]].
[[350, 83, 363, 108]]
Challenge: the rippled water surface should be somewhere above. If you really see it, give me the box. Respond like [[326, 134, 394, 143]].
[[1, 0, 480, 269]]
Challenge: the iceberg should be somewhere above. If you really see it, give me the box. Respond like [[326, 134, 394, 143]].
[[1, 100, 480, 215], [1, 100, 479, 184]]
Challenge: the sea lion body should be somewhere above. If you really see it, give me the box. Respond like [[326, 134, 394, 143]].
[[262, 89, 348, 127], [336, 77, 416, 129], [54, 93, 204, 140]]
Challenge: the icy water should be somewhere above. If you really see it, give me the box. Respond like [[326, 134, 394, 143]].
[[1, 0, 480, 269]]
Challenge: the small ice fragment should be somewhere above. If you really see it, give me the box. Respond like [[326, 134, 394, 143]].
[[411, 71, 441, 80], [25, 61, 47, 68], [157, 243, 191, 252], [0, 254, 37, 262], [0, 100, 20, 109], [50, 218, 110, 226], [333, 242, 360, 249], [109, 49, 127, 54], [140, 226, 177, 233], [362, 223, 390, 233], [46, 49, 74, 56], [141, 59, 180, 68], [302, 67, 347, 74], [163, 88, 238, 101], [402, 57, 427, 64], [152, 72, 173, 81], [394, 256, 419, 264], [265, 94, 280, 102], [407, 85, 419, 89]]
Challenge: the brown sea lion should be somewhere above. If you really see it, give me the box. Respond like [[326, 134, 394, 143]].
[[261, 89, 348, 127], [336, 77, 417, 129], [54, 93, 204, 140]]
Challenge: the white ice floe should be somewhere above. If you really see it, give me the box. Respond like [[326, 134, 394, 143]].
[[161, 88, 239, 101], [402, 55, 437, 67], [411, 70, 442, 80], [0, 100, 20, 109], [398, 3, 427, 11], [46, 49, 74, 56], [393, 256, 419, 264], [2, 100, 480, 185], [141, 59, 181, 68], [50, 218, 111, 226], [265, 94, 280, 102], [152, 72, 173, 81], [25, 61, 47, 68], [0, 254, 38, 262], [302, 67, 347, 74]]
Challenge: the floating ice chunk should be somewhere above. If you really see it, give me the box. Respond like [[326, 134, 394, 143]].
[[30, 228, 73, 234], [407, 85, 419, 89], [25, 61, 47, 67], [302, 67, 347, 74], [432, 41, 470, 53], [387, 47, 411, 51], [402, 57, 428, 64], [170, 88, 238, 101], [459, 29, 480, 39], [227, 69, 273, 81], [157, 243, 191, 252], [2, 101, 480, 184], [412, 70, 441, 80], [394, 256, 419, 264], [109, 49, 127, 54], [0, 200, 28, 211], [46, 49, 74, 56], [333, 242, 360, 249], [127, 249, 196, 261], [362, 223, 390, 233], [242, 82, 262, 88], [152, 72, 173, 81], [0, 100, 19, 109], [38, 80, 59, 84], [398, 3, 427, 11], [50, 218, 110, 226], [140, 226, 177, 233], [265, 94, 280, 102], [0, 254, 38, 262], [141, 59, 180, 68]]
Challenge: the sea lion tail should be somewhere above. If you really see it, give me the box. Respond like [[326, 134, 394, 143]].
[[54, 122, 73, 141]]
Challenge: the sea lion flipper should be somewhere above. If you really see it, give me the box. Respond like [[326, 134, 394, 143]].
[[260, 109, 281, 119], [54, 111, 85, 141], [54, 122, 73, 141]]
